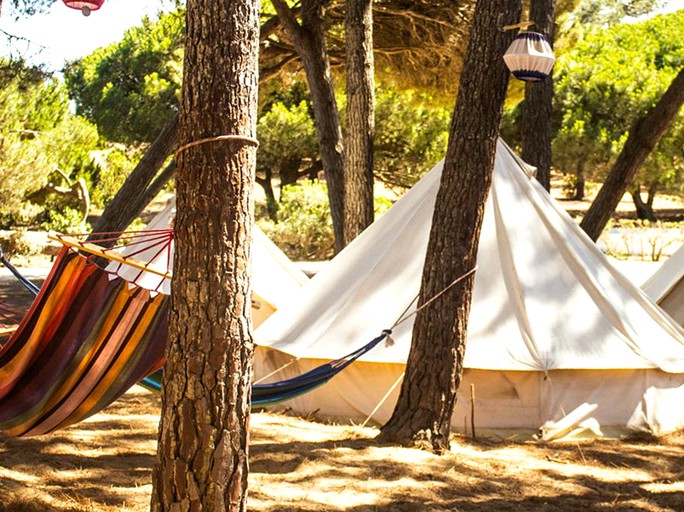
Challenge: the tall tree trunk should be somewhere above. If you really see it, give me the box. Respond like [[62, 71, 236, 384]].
[[89, 116, 179, 240], [343, 0, 375, 245], [580, 67, 684, 241], [378, 0, 520, 453], [521, 0, 555, 191], [151, 0, 259, 510], [271, 0, 346, 253]]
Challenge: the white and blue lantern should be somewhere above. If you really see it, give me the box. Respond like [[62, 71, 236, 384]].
[[503, 31, 555, 82]]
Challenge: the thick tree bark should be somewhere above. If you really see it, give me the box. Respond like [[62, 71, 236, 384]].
[[343, 0, 375, 245], [150, 0, 259, 510], [378, 0, 520, 453], [89, 116, 179, 240], [271, 0, 346, 253], [580, 67, 684, 241], [521, 0, 555, 191]]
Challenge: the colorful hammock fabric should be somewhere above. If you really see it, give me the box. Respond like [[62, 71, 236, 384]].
[[0, 246, 168, 436], [0, 227, 387, 437]]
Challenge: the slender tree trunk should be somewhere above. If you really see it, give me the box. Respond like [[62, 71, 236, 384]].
[[574, 161, 585, 200], [343, 0, 375, 245], [580, 67, 684, 241], [631, 185, 657, 221], [256, 168, 279, 221], [151, 0, 259, 510], [89, 116, 179, 240], [521, 0, 555, 191], [279, 156, 304, 187], [378, 0, 521, 453], [271, 0, 346, 253]]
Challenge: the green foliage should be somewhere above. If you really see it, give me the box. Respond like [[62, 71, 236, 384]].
[[257, 100, 318, 181], [258, 179, 396, 261], [258, 180, 335, 261], [65, 10, 185, 144], [552, 10, 684, 192], [0, 59, 99, 223], [40, 206, 88, 234], [374, 88, 451, 189], [81, 146, 144, 209]]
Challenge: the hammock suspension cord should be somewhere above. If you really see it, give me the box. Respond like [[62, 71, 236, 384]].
[[253, 265, 479, 387]]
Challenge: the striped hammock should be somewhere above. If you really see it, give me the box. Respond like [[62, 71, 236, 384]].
[[0, 229, 387, 437], [0, 245, 168, 436]]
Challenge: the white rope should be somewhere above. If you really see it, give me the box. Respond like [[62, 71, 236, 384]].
[[361, 371, 405, 428]]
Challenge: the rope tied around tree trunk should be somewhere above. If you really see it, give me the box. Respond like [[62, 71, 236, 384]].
[[175, 134, 260, 158]]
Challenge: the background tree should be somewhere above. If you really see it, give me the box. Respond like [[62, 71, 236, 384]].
[[151, 0, 260, 509], [565, 0, 663, 27], [66, 7, 451, 253], [256, 97, 318, 219], [1, 0, 55, 17], [343, 0, 375, 245], [379, 0, 520, 452], [65, 10, 185, 145], [552, 10, 684, 211], [88, 116, 178, 239], [0, 58, 98, 225], [521, 0, 555, 191], [270, 0, 347, 253], [631, 124, 684, 219], [580, 66, 684, 241]]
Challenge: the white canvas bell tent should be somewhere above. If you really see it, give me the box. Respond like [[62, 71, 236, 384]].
[[105, 198, 309, 327], [642, 243, 684, 327], [254, 140, 684, 438]]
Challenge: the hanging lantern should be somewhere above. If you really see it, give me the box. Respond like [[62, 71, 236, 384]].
[[62, 0, 105, 17], [503, 31, 556, 82]]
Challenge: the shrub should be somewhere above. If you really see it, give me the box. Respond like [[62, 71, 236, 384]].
[[258, 180, 334, 261], [40, 207, 88, 234]]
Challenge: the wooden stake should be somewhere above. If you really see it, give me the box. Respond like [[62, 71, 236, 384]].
[[470, 383, 476, 440]]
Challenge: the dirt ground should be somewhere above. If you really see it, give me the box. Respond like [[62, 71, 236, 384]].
[[0, 387, 682, 512]]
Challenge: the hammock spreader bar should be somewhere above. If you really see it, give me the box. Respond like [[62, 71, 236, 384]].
[[139, 331, 390, 406]]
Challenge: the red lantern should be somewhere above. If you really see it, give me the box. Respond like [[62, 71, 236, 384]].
[[62, 0, 105, 17]]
